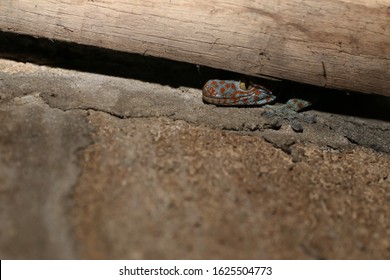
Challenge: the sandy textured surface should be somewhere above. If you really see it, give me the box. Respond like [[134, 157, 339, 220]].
[[0, 58, 389, 259]]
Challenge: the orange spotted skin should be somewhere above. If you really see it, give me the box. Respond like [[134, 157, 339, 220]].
[[284, 98, 312, 112], [202, 80, 311, 112], [202, 80, 276, 106]]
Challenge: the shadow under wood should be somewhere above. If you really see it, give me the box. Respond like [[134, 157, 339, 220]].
[[0, 31, 389, 122]]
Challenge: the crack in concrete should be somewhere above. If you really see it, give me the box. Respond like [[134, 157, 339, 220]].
[[1, 63, 389, 156]]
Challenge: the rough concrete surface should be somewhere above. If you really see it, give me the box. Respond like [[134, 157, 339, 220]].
[[0, 58, 389, 260]]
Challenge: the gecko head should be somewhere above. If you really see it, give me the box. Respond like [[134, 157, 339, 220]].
[[202, 79, 276, 106]]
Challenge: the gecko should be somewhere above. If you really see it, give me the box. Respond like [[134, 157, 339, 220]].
[[202, 79, 316, 132]]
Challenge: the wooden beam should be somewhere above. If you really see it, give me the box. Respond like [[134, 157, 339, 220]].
[[0, 0, 389, 96]]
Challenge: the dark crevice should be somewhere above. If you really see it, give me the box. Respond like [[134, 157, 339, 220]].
[[0, 31, 389, 122]]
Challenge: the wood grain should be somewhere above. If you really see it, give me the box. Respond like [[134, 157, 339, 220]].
[[0, 0, 389, 96]]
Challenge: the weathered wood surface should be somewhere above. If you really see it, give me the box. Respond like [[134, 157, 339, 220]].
[[0, 0, 389, 96]]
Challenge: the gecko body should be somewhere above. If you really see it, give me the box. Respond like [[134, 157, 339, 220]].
[[202, 79, 314, 132]]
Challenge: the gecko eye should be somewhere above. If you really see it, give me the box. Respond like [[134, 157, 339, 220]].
[[239, 81, 253, 90]]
